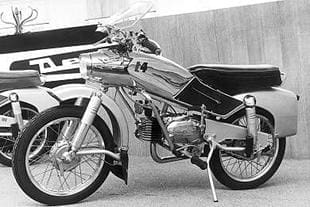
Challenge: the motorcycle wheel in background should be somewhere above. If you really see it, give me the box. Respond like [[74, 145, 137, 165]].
[[0, 104, 38, 167], [12, 106, 114, 205], [210, 109, 286, 189]]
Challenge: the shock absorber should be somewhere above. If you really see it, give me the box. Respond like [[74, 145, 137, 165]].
[[243, 95, 257, 157], [9, 92, 23, 131]]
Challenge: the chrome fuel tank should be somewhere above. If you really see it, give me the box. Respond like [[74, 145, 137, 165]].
[[84, 50, 193, 99], [82, 48, 134, 86], [127, 52, 192, 98]]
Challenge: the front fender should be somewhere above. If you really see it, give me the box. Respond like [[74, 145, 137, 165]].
[[234, 87, 298, 137], [51, 84, 129, 148]]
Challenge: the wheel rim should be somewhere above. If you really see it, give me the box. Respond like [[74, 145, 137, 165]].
[[0, 107, 38, 160], [219, 114, 279, 182], [25, 117, 106, 196]]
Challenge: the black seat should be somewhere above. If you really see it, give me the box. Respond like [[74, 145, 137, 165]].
[[188, 64, 282, 95], [0, 70, 42, 91]]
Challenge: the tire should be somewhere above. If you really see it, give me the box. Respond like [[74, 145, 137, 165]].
[[0, 103, 38, 167], [12, 106, 114, 205], [210, 109, 286, 190]]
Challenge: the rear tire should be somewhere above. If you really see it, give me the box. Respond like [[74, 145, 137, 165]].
[[12, 106, 114, 205], [0, 104, 38, 167], [210, 109, 286, 189]]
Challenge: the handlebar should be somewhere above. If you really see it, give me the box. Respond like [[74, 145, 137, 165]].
[[95, 25, 161, 55]]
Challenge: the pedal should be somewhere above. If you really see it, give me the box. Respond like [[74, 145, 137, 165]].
[[191, 156, 207, 170]]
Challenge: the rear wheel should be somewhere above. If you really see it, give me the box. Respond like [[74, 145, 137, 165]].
[[12, 106, 114, 205], [210, 110, 286, 189], [0, 104, 38, 167]]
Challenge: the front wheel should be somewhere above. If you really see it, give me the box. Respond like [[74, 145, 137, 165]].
[[210, 110, 286, 190], [12, 106, 114, 205]]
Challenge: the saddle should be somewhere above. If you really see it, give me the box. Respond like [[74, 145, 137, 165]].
[[0, 70, 42, 91], [188, 64, 282, 95]]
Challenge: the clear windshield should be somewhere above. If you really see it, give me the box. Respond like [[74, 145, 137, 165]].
[[101, 1, 153, 29]]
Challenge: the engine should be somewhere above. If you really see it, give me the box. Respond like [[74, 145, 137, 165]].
[[166, 116, 202, 144], [136, 114, 202, 144], [136, 117, 162, 142]]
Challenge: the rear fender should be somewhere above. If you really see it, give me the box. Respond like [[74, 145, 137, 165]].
[[233, 87, 298, 137], [51, 84, 129, 149], [0, 87, 59, 112]]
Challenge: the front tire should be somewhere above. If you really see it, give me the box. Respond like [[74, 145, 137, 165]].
[[12, 106, 114, 205], [210, 109, 286, 189]]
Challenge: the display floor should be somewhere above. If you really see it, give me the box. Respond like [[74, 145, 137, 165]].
[[1, 156, 309, 207]]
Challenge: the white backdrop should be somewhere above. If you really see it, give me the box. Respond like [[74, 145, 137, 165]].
[[0, 0, 283, 35]]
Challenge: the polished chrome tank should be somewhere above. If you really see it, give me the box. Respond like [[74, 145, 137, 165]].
[[82, 50, 193, 99], [127, 52, 192, 98], [81, 49, 133, 86]]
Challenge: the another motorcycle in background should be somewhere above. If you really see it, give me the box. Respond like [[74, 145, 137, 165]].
[[0, 27, 113, 167], [11, 2, 298, 205], [0, 70, 51, 167], [0, 68, 112, 167]]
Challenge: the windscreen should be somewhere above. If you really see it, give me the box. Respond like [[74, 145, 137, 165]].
[[100, 1, 153, 29]]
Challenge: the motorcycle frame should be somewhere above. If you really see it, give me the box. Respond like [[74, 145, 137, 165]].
[[64, 84, 261, 203], [67, 84, 271, 158], [0, 82, 296, 155]]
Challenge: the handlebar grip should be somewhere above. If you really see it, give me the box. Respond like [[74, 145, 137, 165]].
[[141, 39, 161, 55]]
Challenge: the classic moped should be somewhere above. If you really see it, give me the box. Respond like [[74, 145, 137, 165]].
[[12, 2, 298, 205]]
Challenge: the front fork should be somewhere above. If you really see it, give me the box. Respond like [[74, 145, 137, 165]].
[[63, 91, 125, 160], [62, 90, 128, 183], [70, 91, 102, 152]]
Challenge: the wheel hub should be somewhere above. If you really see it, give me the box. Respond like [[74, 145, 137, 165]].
[[50, 141, 80, 172]]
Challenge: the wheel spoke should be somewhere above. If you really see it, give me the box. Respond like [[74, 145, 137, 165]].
[[220, 113, 279, 182], [46, 166, 55, 187], [29, 150, 51, 165], [0, 107, 38, 162], [15, 107, 112, 203], [58, 173, 71, 191]]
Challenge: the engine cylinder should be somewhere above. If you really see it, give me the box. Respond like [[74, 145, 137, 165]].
[[136, 117, 162, 142]]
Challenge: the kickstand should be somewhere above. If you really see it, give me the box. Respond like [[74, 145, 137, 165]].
[[206, 138, 218, 202]]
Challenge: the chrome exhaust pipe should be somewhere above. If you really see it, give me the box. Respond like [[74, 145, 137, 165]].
[[150, 143, 187, 163]]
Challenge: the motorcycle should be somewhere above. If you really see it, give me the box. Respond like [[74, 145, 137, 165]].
[[12, 2, 298, 205]]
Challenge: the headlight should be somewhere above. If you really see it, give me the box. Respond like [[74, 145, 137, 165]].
[[79, 54, 91, 79]]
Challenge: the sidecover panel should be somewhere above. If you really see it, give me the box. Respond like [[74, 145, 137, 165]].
[[174, 78, 243, 116]]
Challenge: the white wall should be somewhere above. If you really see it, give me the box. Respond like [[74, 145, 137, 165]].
[[0, 0, 88, 35], [149, 0, 283, 17], [0, 0, 283, 35]]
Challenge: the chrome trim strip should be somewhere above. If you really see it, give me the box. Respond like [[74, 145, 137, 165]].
[[76, 149, 120, 160], [0, 132, 12, 136]]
